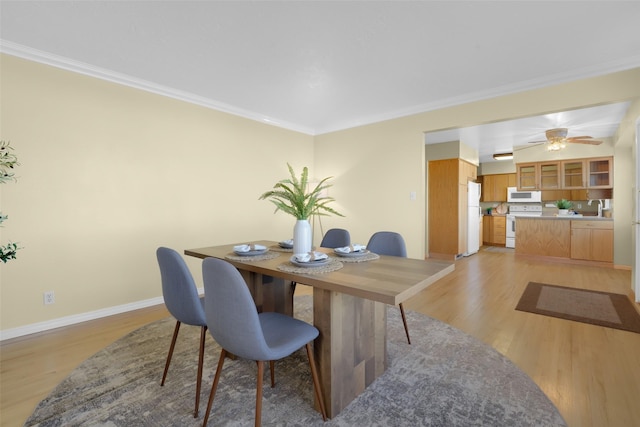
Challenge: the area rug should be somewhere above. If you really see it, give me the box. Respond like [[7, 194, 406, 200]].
[[516, 282, 640, 334], [25, 296, 566, 426]]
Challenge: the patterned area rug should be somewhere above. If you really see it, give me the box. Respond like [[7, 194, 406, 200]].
[[26, 296, 566, 426], [516, 282, 640, 334]]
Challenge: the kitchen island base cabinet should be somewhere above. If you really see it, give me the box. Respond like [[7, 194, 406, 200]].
[[515, 218, 571, 258], [515, 217, 614, 266], [570, 221, 613, 262]]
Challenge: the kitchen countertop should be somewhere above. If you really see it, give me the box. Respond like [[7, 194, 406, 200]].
[[520, 215, 613, 221]]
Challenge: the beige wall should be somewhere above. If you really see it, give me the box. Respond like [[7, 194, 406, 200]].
[[424, 141, 479, 165], [478, 162, 516, 175], [0, 55, 314, 331], [613, 99, 640, 271], [2, 53, 639, 335]]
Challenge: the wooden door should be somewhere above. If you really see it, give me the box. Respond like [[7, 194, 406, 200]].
[[493, 174, 510, 201], [483, 215, 491, 244], [492, 216, 506, 245], [570, 228, 592, 260], [428, 159, 459, 256], [591, 229, 613, 262]]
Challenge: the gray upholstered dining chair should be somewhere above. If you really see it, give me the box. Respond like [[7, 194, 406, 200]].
[[156, 247, 208, 418], [201, 257, 327, 427], [366, 231, 412, 344], [319, 228, 351, 248]]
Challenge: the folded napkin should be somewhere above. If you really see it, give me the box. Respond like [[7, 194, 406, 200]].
[[280, 239, 294, 246], [294, 251, 328, 263], [234, 244, 267, 253], [334, 244, 366, 254]]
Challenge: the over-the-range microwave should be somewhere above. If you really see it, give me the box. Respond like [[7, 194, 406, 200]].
[[507, 187, 542, 203]]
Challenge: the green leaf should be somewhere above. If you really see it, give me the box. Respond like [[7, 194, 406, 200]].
[[259, 163, 344, 220]]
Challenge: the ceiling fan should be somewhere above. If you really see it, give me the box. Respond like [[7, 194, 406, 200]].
[[528, 128, 603, 151]]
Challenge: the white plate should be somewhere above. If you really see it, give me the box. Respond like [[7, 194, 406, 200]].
[[289, 256, 330, 268], [278, 242, 294, 249], [333, 249, 370, 258], [234, 249, 268, 256]]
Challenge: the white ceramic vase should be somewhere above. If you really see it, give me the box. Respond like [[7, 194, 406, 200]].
[[293, 219, 312, 255], [558, 209, 569, 215]]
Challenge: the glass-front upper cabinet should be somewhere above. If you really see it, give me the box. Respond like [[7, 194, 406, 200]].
[[516, 163, 538, 190], [539, 162, 560, 189], [518, 156, 613, 190], [587, 157, 613, 188], [561, 160, 586, 189]]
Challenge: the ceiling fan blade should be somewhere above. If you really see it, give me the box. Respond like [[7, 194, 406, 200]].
[[567, 139, 602, 145], [566, 135, 593, 140]]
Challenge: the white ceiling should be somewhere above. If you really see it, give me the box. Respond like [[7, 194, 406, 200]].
[[1, 1, 640, 146]]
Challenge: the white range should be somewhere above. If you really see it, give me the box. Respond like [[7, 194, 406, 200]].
[[506, 204, 542, 248]]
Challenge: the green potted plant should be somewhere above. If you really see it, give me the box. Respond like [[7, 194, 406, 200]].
[[556, 199, 572, 215], [260, 163, 343, 254]]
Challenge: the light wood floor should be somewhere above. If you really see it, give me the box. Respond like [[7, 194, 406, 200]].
[[1, 249, 639, 426]]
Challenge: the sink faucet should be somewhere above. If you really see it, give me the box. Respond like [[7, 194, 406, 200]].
[[588, 199, 604, 217]]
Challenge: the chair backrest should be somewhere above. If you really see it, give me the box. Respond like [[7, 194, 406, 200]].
[[366, 231, 407, 257], [156, 247, 206, 326], [320, 228, 351, 248], [202, 257, 271, 360]]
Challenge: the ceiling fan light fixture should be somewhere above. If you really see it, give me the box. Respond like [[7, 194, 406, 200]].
[[547, 138, 566, 151], [493, 152, 513, 160]]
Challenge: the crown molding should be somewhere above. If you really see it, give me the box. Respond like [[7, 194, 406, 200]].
[[3, 40, 640, 137], [314, 56, 640, 135], [0, 40, 316, 136]]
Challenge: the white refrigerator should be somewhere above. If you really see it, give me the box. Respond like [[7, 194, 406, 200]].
[[465, 181, 481, 256]]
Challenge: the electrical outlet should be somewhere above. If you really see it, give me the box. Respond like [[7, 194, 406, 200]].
[[44, 291, 55, 305], [577, 203, 582, 209]]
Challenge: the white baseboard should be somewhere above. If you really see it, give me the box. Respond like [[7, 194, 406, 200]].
[[0, 287, 203, 342]]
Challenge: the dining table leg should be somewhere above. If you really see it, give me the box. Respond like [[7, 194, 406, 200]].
[[238, 271, 294, 316], [312, 288, 387, 418]]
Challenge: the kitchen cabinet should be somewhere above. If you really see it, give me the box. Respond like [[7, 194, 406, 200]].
[[518, 156, 613, 191], [482, 215, 506, 246], [570, 221, 613, 262], [587, 157, 613, 188], [516, 163, 537, 190], [480, 173, 516, 202], [539, 162, 561, 189], [514, 217, 613, 265], [561, 160, 585, 188], [516, 161, 560, 190], [428, 158, 478, 259], [515, 218, 571, 258]]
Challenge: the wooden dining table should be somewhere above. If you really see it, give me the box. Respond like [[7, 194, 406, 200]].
[[185, 240, 454, 418]]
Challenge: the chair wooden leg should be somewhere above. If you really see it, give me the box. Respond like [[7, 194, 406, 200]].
[[255, 361, 264, 427], [305, 343, 328, 421], [202, 349, 227, 427], [269, 360, 275, 388], [161, 320, 181, 386], [399, 303, 411, 345], [194, 325, 207, 418]]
